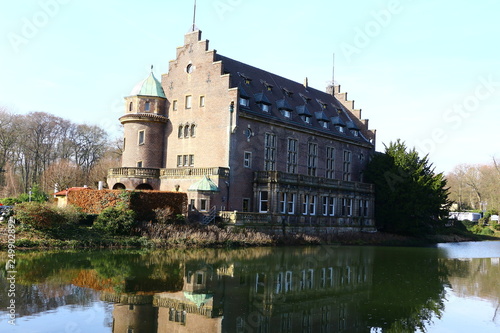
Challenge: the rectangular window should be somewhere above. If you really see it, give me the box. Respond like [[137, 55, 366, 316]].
[[259, 191, 269, 213], [199, 95, 205, 107], [138, 130, 145, 145], [183, 155, 189, 166], [144, 101, 150, 112], [177, 155, 182, 167], [326, 147, 335, 179], [287, 193, 296, 214], [190, 199, 195, 211], [308, 143, 318, 176], [309, 195, 317, 215], [329, 197, 336, 216], [172, 100, 178, 111], [302, 194, 309, 215], [342, 198, 352, 216], [239, 97, 249, 107], [264, 133, 276, 171], [136, 161, 143, 168], [185, 95, 192, 109], [322, 197, 328, 216], [343, 151, 351, 181], [242, 198, 250, 212], [287, 138, 298, 173], [261, 104, 270, 112], [189, 154, 194, 166], [200, 199, 208, 211], [279, 193, 287, 214], [244, 151, 252, 168]]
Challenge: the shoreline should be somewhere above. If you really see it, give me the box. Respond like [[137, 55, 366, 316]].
[[1, 223, 495, 251]]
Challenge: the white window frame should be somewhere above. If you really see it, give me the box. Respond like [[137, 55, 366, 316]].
[[244, 151, 252, 168], [259, 191, 269, 213], [287, 193, 296, 214], [138, 130, 145, 145]]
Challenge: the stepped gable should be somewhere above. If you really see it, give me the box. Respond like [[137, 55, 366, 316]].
[[215, 54, 372, 145]]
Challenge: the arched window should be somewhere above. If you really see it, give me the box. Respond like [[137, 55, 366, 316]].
[[129, 102, 133, 112], [190, 124, 196, 137], [178, 125, 183, 138], [184, 125, 190, 138]]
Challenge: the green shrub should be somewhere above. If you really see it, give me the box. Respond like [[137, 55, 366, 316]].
[[94, 205, 136, 235], [0, 197, 21, 206], [480, 227, 495, 236], [18, 184, 48, 203], [460, 220, 475, 230], [14, 202, 63, 230]]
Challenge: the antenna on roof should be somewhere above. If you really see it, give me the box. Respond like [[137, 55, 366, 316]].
[[332, 53, 335, 86], [192, 0, 197, 32]]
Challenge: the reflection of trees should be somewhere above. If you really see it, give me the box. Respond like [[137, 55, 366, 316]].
[[362, 247, 448, 332], [444, 258, 500, 324]]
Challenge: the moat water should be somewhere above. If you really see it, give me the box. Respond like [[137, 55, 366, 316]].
[[1, 241, 500, 332]]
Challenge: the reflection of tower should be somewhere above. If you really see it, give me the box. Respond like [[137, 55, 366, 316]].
[[109, 295, 158, 333]]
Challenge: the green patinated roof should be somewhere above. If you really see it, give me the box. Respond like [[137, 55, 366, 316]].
[[188, 176, 220, 192], [130, 71, 166, 98]]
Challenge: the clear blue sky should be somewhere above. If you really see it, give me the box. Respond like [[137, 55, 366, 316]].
[[1, 0, 500, 174]]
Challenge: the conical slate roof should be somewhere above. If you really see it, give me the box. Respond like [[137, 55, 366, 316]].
[[130, 71, 166, 98]]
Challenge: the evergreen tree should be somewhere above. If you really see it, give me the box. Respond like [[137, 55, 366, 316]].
[[365, 140, 450, 236]]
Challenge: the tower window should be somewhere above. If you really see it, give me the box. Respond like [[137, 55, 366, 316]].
[[138, 130, 145, 145], [199, 96, 205, 107], [137, 161, 143, 168], [190, 124, 196, 137], [172, 100, 178, 111], [185, 95, 192, 109], [129, 102, 133, 112], [145, 101, 150, 112]]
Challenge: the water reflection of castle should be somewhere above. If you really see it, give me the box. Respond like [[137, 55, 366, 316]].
[[103, 248, 373, 333]]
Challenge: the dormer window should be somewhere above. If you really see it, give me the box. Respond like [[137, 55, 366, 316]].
[[322, 121, 329, 129], [238, 72, 252, 85], [261, 80, 273, 91], [282, 110, 291, 118], [239, 96, 250, 107], [317, 99, 327, 110], [282, 87, 293, 97], [302, 115, 311, 124], [351, 130, 359, 137], [299, 93, 311, 103], [336, 125, 344, 133], [261, 104, 270, 112]]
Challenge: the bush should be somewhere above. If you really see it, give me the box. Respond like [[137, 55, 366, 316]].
[[94, 205, 136, 235], [14, 202, 64, 230], [0, 197, 21, 206], [480, 227, 495, 236]]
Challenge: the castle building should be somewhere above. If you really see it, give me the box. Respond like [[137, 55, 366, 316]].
[[107, 28, 377, 229]]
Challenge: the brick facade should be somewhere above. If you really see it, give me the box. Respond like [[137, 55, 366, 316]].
[[107, 29, 377, 229]]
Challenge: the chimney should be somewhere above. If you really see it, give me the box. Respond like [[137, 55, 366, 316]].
[[303, 77, 309, 88]]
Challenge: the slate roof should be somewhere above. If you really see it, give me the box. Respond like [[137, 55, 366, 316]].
[[216, 54, 371, 144]]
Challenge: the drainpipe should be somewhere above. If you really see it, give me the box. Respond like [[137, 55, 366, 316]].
[[226, 101, 235, 211]]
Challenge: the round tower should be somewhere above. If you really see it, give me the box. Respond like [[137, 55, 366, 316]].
[[120, 69, 168, 169]]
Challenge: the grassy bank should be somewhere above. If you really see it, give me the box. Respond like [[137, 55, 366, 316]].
[[2, 221, 497, 250], [1, 202, 498, 250]]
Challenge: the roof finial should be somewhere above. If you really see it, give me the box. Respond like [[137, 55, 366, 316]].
[[151, 64, 154, 72]]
